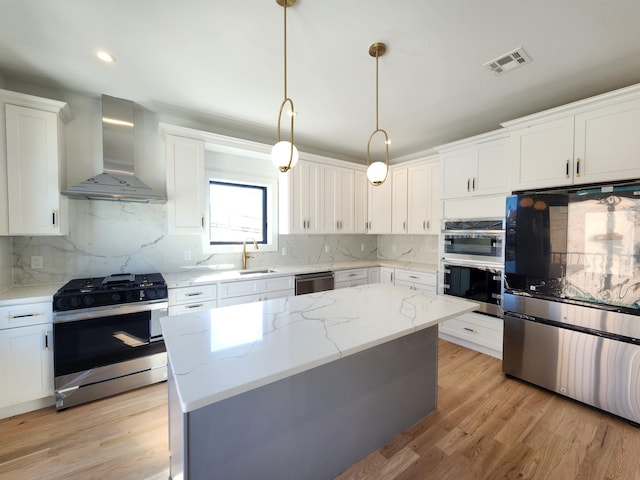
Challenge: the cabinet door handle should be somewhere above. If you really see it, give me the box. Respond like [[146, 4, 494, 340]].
[[463, 327, 477, 333], [403, 221, 406, 231], [52, 209, 57, 227], [472, 177, 476, 191], [45, 331, 50, 352], [467, 178, 470, 192], [185, 292, 203, 297], [576, 158, 580, 176], [201, 216, 205, 228], [427, 220, 430, 230], [11, 312, 40, 319], [566, 159, 570, 178], [186, 304, 204, 309]]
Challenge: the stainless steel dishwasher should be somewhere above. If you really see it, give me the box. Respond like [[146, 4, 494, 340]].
[[294, 271, 335, 295]]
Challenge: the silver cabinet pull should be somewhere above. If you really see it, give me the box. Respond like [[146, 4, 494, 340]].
[[463, 327, 477, 333], [10, 312, 40, 319], [566, 159, 570, 178], [576, 157, 581, 176], [185, 292, 203, 297], [45, 331, 50, 351], [186, 304, 204, 309]]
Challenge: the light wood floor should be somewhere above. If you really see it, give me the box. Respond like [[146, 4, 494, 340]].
[[2, 340, 640, 480]]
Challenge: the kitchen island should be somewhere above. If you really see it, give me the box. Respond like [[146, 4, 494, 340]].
[[161, 283, 477, 480]]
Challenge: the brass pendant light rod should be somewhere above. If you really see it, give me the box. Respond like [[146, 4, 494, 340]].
[[273, 0, 298, 172], [366, 42, 390, 186]]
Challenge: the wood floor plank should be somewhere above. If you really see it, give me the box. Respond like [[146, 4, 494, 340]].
[[2, 339, 640, 480]]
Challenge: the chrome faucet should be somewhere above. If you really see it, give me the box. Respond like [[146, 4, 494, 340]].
[[242, 237, 258, 270]]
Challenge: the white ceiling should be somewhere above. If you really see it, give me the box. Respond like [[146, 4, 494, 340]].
[[1, 0, 640, 163]]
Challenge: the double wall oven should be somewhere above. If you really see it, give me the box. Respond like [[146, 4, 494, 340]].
[[53, 273, 168, 410], [440, 218, 505, 318]]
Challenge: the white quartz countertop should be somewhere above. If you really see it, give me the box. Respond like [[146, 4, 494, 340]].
[[0, 283, 63, 306], [162, 260, 438, 288], [161, 283, 477, 413]]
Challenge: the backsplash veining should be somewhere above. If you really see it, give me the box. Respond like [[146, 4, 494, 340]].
[[10, 200, 380, 285]]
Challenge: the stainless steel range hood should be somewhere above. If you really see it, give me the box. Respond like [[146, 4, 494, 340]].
[[63, 95, 166, 203]]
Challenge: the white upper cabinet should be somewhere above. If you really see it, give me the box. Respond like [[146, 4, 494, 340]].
[[366, 177, 392, 234], [391, 168, 408, 234], [438, 131, 511, 199], [504, 84, 640, 190], [353, 170, 368, 234], [281, 159, 322, 234], [322, 164, 355, 233], [165, 135, 205, 234], [0, 91, 71, 236], [389, 159, 440, 235], [407, 160, 440, 234]]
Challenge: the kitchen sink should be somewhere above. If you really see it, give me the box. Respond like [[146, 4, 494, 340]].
[[238, 269, 278, 275]]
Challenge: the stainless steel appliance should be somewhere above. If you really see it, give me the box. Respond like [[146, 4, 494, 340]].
[[53, 273, 168, 410], [441, 218, 505, 317], [503, 183, 640, 424], [294, 271, 335, 295]]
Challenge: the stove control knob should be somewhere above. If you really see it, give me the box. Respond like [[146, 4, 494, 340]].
[[82, 295, 95, 306], [69, 297, 79, 308], [147, 289, 156, 299], [111, 293, 121, 303]]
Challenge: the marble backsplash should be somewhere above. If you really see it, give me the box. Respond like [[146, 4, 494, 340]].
[[0, 237, 11, 289], [10, 200, 385, 285], [377, 234, 439, 264]]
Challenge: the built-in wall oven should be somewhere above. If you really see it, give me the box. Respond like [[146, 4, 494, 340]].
[[53, 273, 168, 410], [441, 218, 505, 317]]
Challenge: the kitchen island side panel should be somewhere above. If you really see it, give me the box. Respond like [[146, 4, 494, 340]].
[[174, 325, 438, 480]]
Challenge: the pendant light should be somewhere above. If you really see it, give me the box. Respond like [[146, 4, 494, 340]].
[[272, 0, 299, 172], [366, 42, 390, 186]]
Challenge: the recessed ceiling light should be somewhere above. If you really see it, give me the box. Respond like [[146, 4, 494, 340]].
[[96, 50, 115, 63]]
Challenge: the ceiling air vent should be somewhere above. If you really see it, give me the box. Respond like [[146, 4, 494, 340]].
[[483, 47, 532, 75]]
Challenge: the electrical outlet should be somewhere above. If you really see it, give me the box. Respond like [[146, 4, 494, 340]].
[[392, 244, 397, 253], [184, 250, 192, 261], [360, 244, 365, 252], [324, 245, 330, 253], [281, 246, 288, 256], [31, 256, 43, 269]]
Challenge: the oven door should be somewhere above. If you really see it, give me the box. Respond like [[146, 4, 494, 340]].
[[442, 261, 503, 317], [53, 303, 167, 379], [443, 232, 504, 262]]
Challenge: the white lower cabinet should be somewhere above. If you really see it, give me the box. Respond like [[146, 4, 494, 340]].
[[379, 267, 395, 284], [439, 312, 503, 359], [394, 269, 437, 293], [0, 302, 54, 414], [334, 268, 368, 289], [168, 284, 217, 315], [218, 276, 294, 306]]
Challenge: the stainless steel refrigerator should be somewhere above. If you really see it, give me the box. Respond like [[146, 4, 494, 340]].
[[503, 183, 640, 424]]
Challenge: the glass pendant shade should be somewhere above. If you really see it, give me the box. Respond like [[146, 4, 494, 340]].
[[271, 140, 299, 172], [367, 161, 388, 186]]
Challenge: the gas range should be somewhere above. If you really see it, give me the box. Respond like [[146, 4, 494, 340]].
[[52, 272, 169, 410], [53, 272, 168, 312]]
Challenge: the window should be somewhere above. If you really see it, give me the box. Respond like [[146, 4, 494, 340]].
[[203, 170, 278, 254], [209, 181, 267, 244]]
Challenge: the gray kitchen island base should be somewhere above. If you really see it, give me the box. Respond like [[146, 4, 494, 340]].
[[168, 326, 439, 480]]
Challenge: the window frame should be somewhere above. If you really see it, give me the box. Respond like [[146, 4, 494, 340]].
[[202, 170, 278, 254]]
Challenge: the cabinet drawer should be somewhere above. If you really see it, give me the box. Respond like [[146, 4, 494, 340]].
[[335, 278, 368, 289], [439, 312, 503, 350], [334, 268, 368, 283], [264, 276, 294, 293], [395, 280, 436, 294], [169, 284, 217, 305], [394, 269, 436, 287], [168, 300, 217, 316], [0, 302, 52, 329]]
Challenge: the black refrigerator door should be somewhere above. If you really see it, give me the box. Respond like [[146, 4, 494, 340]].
[[504, 193, 568, 299]]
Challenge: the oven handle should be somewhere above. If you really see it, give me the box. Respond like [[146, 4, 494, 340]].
[[53, 300, 169, 323], [441, 258, 504, 272]]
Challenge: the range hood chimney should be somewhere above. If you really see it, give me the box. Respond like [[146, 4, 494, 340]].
[[63, 95, 166, 203]]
